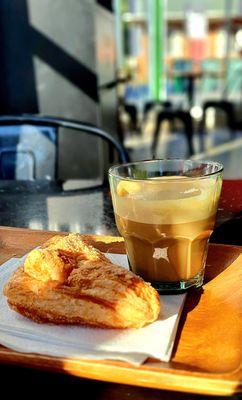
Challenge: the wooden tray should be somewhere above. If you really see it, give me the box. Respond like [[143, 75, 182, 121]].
[[0, 226, 241, 396]]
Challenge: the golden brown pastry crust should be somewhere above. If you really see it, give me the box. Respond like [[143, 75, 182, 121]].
[[4, 234, 160, 328], [42, 234, 108, 262]]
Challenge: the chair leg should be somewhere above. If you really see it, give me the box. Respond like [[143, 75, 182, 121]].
[[151, 117, 162, 158], [117, 112, 125, 145], [197, 110, 207, 152], [198, 107, 206, 135], [178, 113, 194, 156], [185, 116, 194, 156]]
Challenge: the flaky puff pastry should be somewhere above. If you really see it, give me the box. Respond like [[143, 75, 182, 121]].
[[4, 234, 160, 328]]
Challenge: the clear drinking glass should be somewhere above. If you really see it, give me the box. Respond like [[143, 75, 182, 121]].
[[109, 159, 223, 293]]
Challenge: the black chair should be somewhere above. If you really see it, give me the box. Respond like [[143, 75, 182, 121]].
[[199, 100, 236, 137], [118, 103, 139, 141], [142, 100, 194, 157], [0, 115, 129, 187], [151, 110, 194, 158]]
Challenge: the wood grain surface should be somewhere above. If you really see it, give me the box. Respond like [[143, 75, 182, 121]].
[[0, 226, 241, 396]]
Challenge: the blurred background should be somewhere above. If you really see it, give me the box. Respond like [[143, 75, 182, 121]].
[[1, 0, 242, 180], [114, 0, 242, 176]]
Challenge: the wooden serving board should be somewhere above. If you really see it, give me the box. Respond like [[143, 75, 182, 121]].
[[0, 226, 241, 396]]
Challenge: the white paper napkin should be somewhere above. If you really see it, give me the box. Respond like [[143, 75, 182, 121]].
[[0, 253, 186, 365]]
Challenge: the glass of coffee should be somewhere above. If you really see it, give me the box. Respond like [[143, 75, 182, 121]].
[[109, 159, 223, 292]]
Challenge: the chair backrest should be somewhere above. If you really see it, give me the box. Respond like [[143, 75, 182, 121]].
[[0, 115, 129, 185]]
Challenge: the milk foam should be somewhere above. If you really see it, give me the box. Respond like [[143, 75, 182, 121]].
[[114, 177, 222, 224]]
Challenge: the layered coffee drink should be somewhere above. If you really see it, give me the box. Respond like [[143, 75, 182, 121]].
[[112, 177, 222, 283]]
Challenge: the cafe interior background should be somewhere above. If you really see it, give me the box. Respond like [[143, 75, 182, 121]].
[[0, 0, 242, 237]]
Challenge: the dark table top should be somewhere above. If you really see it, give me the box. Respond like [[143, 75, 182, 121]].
[[0, 181, 118, 236], [0, 179, 241, 399]]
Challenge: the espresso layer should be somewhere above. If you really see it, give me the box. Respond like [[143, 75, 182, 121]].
[[115, 214, 215, 281]]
